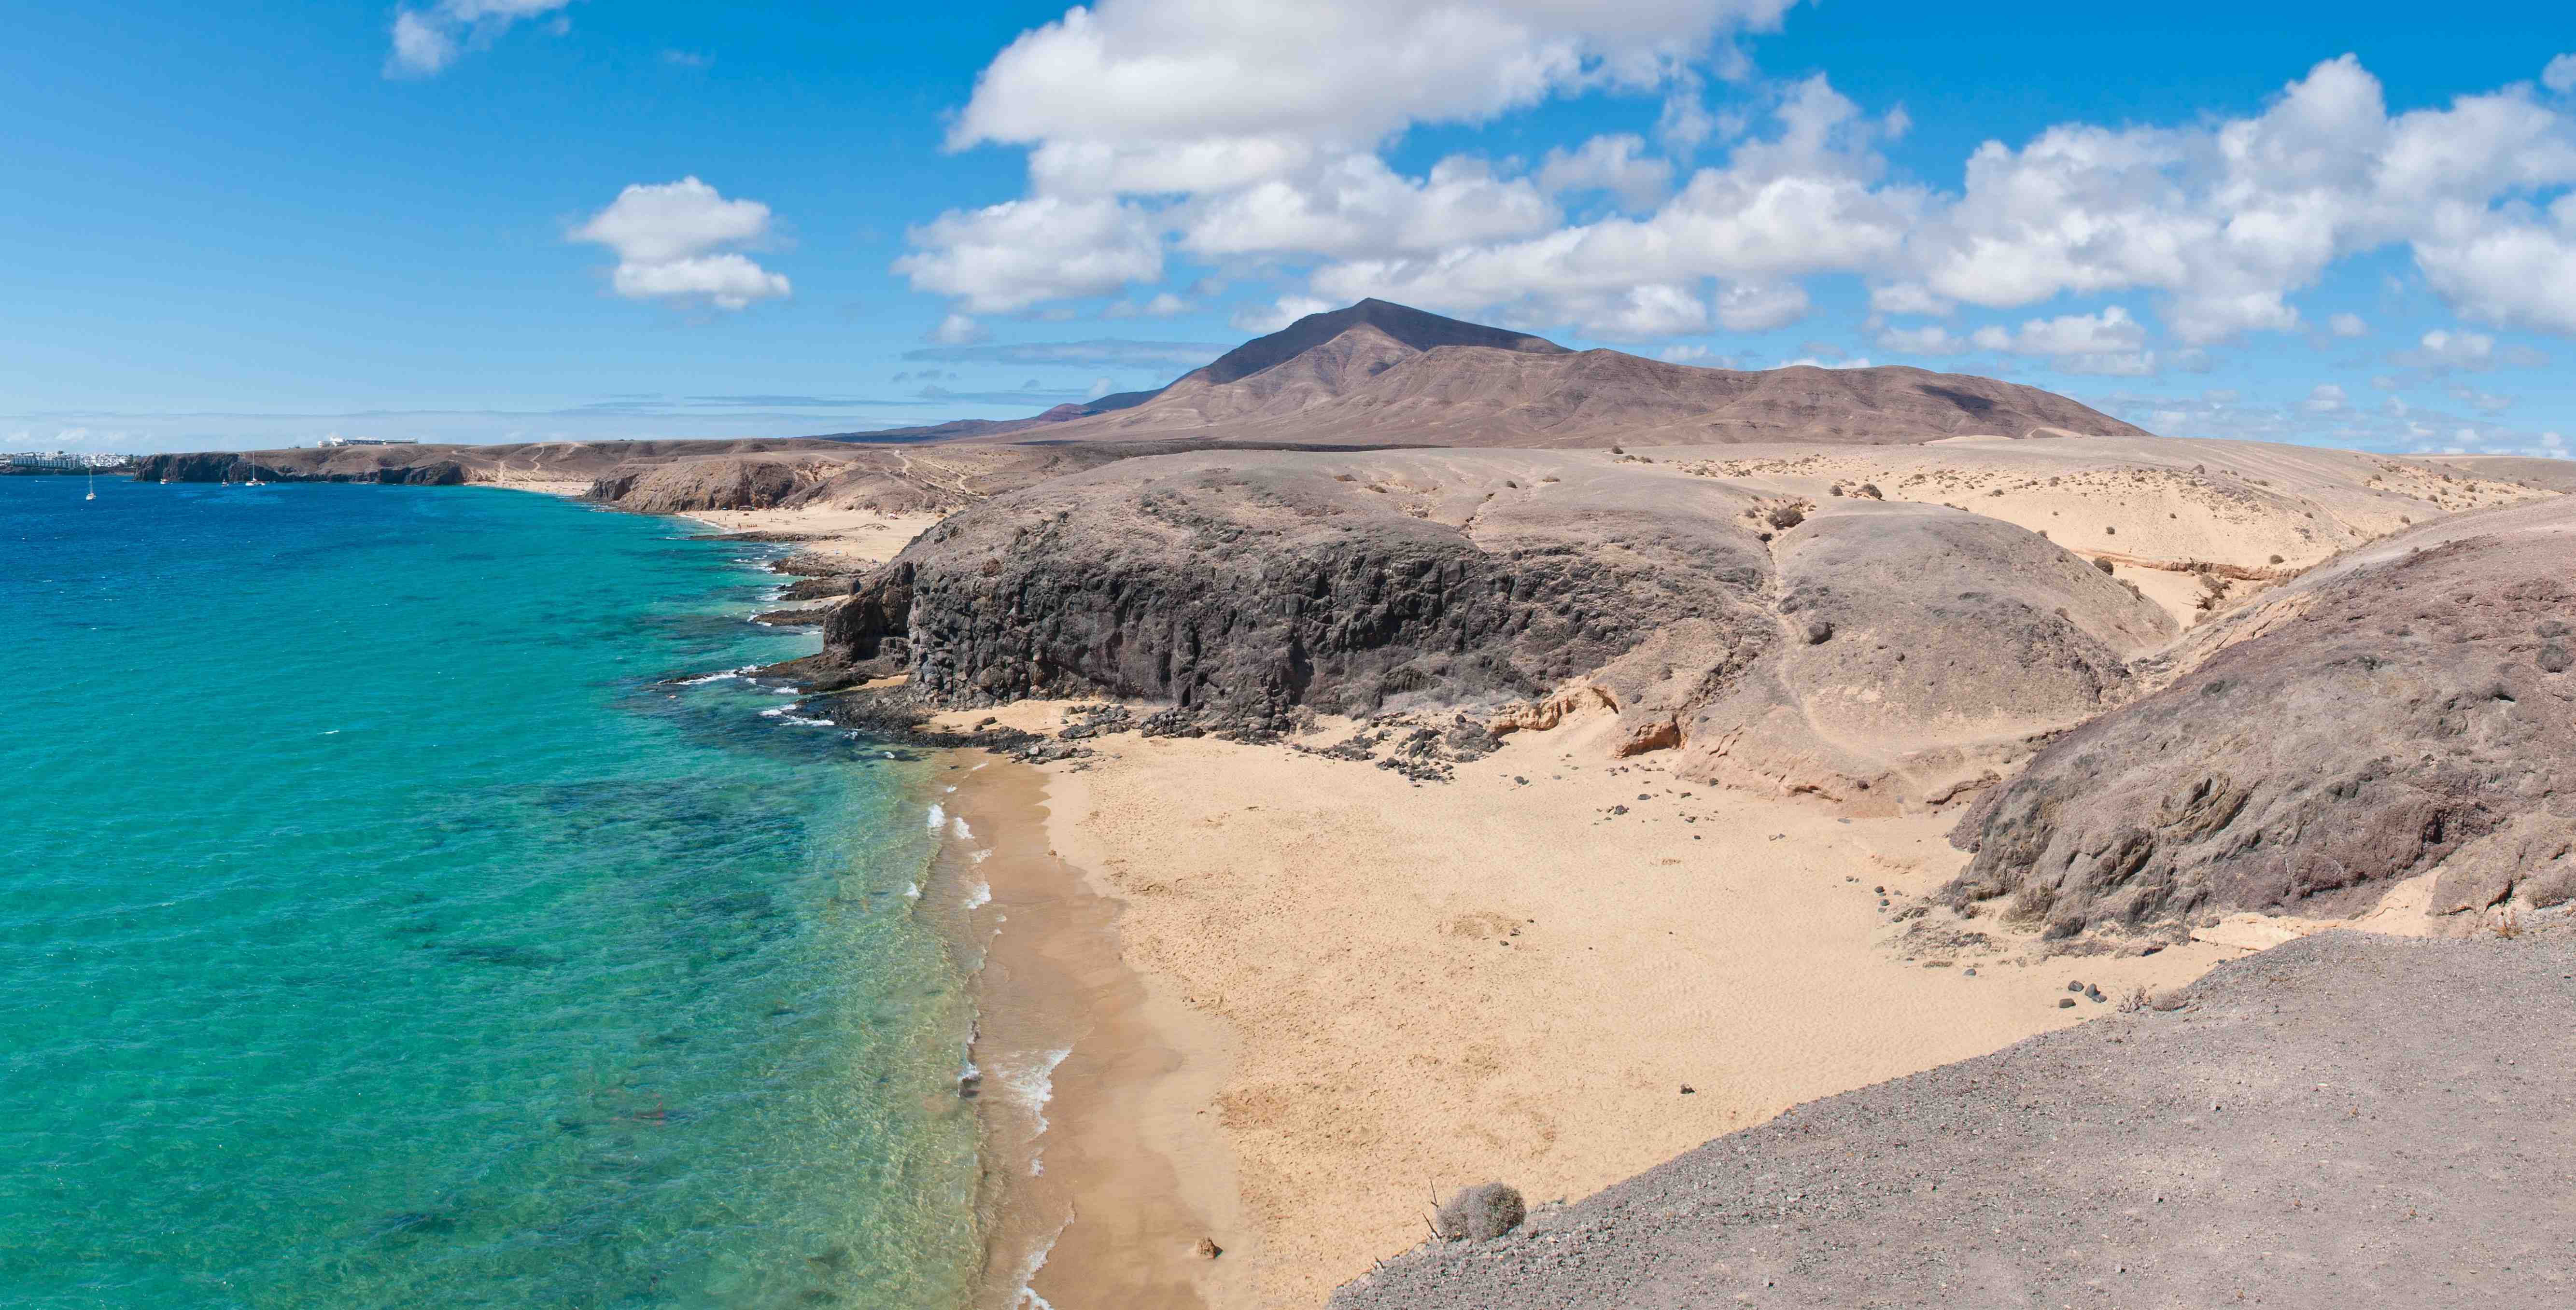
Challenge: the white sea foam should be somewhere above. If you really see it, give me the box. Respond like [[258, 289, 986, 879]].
[[963, 881, 991, 911], [926, 803, 946, 832], [758, 706, 834, 727], [903, 882, 922, 900], [675, 666, 755, 686], [999, 1046, 1072, 1136], [1011, 1218, 1071, 1310], [970, 849, 993, 864], [950, 816, 974, 841]]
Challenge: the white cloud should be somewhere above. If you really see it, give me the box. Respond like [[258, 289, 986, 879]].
[[386, 0, 571, 77], [1085, 376, 1115, 400], [1868, 282, 1951, 316], [2328, 312, 2368, 337], [1103, 292, 1194, 318], [2304, 383, 2347, 412], [1712, 279, 1806, 332], [2394, 327, 2497, 370], [895, 195, 1163, 313], [1966, 305, 2156, 374], [1875, 324, 1968, 355], [2447, 383, 2512, 414], [910, 23, 2576, 356], [950, 1, 1797, 166], [928, 313, 988, 345], [1537, 135, 1675, 211], [2547, 55, 2576, 96], [1178, 154, 1559, 261], [571, 178, 790, 310], [1777, 355, 1873, 369], [1229, 296, 1335, 334], [1658, 345, 1737, 365]]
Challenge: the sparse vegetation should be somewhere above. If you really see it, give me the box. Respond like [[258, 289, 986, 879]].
[[1434, 1183, 1526, 1241]]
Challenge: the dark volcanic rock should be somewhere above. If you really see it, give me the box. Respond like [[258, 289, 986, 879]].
[[132, 451, 467, 485], [751, 606, 837, 628], [1947, 498, 2576, 935], [778, 575, 856, 603], [827, 450, 1780, 716], [821, 449, 2177, 798]]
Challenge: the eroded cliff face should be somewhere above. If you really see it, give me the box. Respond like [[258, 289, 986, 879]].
[[824, 448, 2180, 801], [830, 452, 1778, 716], [1945, 497, 2576, 937], [129, 452, 468, 485]]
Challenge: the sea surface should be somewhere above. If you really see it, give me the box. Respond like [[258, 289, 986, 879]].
[[0, 477, 983, 1308]]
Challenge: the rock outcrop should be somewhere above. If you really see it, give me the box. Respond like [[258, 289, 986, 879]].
[[1946, 496, 2576, 936], [824, 447, 2180, 800]]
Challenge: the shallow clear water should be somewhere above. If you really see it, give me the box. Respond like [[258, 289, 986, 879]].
[[0, 478, 981, 1309]]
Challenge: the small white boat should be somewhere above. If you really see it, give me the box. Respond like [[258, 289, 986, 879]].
[[85, 469, 96, 501]]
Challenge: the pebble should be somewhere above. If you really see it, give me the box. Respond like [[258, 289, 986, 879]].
[[2058, 998, 2077, 1008], [2067, 980, 2086, 993], [1963, 967, 1977, 977]]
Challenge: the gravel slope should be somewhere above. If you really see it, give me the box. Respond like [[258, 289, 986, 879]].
[[1332, 930, 2576, 1309]]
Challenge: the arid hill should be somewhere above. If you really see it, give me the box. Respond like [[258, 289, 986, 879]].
[[891, 298, 2154, 448], [820, 437, 2548, 805], [1945, 494, 2576, 938]]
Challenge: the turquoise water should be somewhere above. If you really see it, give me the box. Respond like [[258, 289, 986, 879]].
[[0, 478, 981, 1308]]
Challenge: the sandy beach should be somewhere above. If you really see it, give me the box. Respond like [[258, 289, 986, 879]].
[[680, 506, 947, 568], [929, 700, 2270, 1308], [593, 489, 2490, 1307]]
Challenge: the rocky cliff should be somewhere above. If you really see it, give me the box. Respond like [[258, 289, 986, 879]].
[[1945, 496, 2576, 937], [824, 446, 2183, 800]]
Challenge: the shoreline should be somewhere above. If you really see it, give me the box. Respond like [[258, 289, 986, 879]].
[[933, 699, 2276, 1308], [632, 496, 1229, 1308], [924, 759, 1245, 1310]]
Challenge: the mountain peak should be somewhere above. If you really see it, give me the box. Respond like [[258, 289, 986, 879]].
[[1189, 298, 1568, 387]]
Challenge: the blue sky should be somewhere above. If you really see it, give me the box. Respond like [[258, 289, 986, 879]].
[[3, 1, 2571, 456]]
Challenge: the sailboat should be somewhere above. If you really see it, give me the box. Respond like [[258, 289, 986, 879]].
[[85, 468, 96, 501]]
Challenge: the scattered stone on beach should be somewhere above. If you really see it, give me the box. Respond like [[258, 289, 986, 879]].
[[2067, 980, 2086, 992], [1196, 1238, 1223, 1260], [2057, 997, 2077, 1008]]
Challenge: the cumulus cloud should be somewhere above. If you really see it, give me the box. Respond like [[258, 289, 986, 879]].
[[928, 313, 988, 345], [386, 0, 571, 77], [2328, 312, 2368, 337], [1964, 306, 2157, 375], [907, 15, 2576, 358], [2304, 383, 2348, 412], [571, 177, 790, 310], [1229, 296, 1336, 334], [1103, 292, 1195, 318], [894, 196, 1163, 313], [1537, 135, 1675, 211], [2548, 55, 2576, 96], [949, 0, 1796, 165]]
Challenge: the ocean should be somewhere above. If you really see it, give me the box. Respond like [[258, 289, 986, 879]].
[[0, 476, 985, 1308]]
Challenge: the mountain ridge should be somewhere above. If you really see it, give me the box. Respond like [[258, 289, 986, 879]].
[[833, 299, 2153, 449]]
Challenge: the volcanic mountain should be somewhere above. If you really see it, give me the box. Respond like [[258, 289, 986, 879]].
[[846, 299, 2154, 448]]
